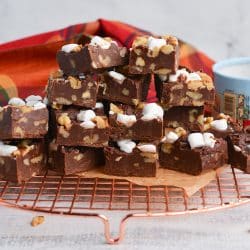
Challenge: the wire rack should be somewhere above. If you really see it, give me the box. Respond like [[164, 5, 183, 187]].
[[1, 166, 250, 244]]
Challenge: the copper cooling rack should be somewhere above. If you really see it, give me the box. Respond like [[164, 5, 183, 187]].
[[1, 166, 250, 244]]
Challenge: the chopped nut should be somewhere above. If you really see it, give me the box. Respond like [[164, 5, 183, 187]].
[[133, 163, 139, 167], [23, 159, 30, 166], [119, 47, 127, 57], [83, 134, 99, 144], [189, 109, 198, 123], [98, 54, 111, 67], [58, 126, 70, 138], [115, 156, 122, 162], [218, 113, 230, 120], [132, 99, 139, 106], [88, 82, 94, 88], [34, 119, 47, 127], [140, 152, 158, 161], [20, 106, 33, 113], [71, 95, 77, 101], [55, 97, 72, 105], [175, 127, 187, 137], [192, 100, 204, 106], [160, 44, 174, 54], [134, 48, 142, 55], [68, 76, 82, 89], [82, 90, 91, 99], [110, 103, 123, 114], [14, 127, 24, 137], [161, 143, 173, 154], [92, 116, 108, 129], [132, 36, 148, 48], [74, 153, 84, 161], [135, 57, 145, 67], [50, 70, 63, 79], [154, 68, 171, 75], [17, 117, 28, 123], [57, 113, 72, 130], [149, 63, 156, 71], [186, 91, 202, 100], [52, 102, 63, 109], [30, 154, 43, 164], [31, 216, 45, 227], [72, 44, 82, 52], [197, 115, 204, 125], [122, 88, 129, 96]]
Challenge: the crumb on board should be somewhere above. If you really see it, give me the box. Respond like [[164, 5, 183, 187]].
[[31, 215, 45, 227]]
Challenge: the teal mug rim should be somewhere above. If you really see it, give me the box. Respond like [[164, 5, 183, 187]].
[[213, 57, 250, 82]]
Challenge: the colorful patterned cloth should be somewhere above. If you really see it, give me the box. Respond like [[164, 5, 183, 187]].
[[0, 18, 214, 106]]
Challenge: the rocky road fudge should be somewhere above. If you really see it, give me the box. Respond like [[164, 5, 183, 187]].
[[155, 68, 215, 107], [159, 129, 228, 175], [104, 140, 158, 177], [51, 105, 109, 147], [164, 106, 204, 132], [0, 140, 46, 183], [98, 68, 150, 105], [109, 102, 163, 141], [129, 35, 179, 74], [47, 70, 99, 108], [227, 133, 250, 173], [48, 140, 104, 175], [0, 96, 48, 140], [56, 36, 128, 75]]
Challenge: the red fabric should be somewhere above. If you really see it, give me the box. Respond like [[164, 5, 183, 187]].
[[0, 18, 214, 106]]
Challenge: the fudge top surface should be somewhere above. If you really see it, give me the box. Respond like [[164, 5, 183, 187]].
[[132, 35, 178, 49], [3, 96, 47, 111]]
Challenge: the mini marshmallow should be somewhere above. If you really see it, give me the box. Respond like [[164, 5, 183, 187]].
[[147, 36, 166, 51], [33, 102, 46, 110], [90, 36, 111, 49], [61, 44, 79, 53], [203, 132, 216, 148], [169, 69, 201, 82], [109, 110, 115, 115], [8, 97, 25, 106], [26, 100, 39, 107], [211, 119, 228, 131], [188, 133, 205, 149], [43, 97, 49, 105], [117, 140, 136, 154], [80, 120, 96, 129], [77, 110, 96, 122], [95, 102, 104, 109], [158, 74, 168, 82], [141, 103, 164, 121], [25, 95, 42, 102], [79, 73, 85, 79], [163, 131, 179, 144], [234, 145, 242, 152], [0, 144, 18, 157], [108, 71, 126, 83], [137, 144, 156, 153], [117, 114, 137, 127]]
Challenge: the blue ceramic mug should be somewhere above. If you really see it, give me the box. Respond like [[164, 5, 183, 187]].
[[213, 57, 250, 123]]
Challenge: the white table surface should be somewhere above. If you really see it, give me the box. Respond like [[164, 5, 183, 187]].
[[1, 202, 250, 250]]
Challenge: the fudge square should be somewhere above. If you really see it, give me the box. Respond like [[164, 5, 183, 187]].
[[227, 133, 250, 173], [47, 70, 99, 108], [129, 35, 179, 75], [98, 68, 151, 106], [104, 140, 158, 177], [0, 140, 46, 183], [164, 106, 204, 132], [159, 129, 228, 175], [51, 106, 109, 147], [56, 36, 128, 75], [109, 102, 163, 141], [0, 96, 48, 140], [48, 140, 104, 175], [155, 68, 215, 108]]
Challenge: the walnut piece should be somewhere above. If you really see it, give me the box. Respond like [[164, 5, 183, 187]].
[[57, 113, 72, 130], [68, 76, 82, 89], [31, 216, 45, 227], [92, 116, 108, 129]]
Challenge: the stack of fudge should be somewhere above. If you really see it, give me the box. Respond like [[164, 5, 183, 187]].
[[0, 34, 249, 184], [0, 96, 48, 183]]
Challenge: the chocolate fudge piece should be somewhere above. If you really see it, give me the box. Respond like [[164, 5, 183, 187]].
[[47, 71, 99, 108], [109, 102, 163, 141], [227, 133, 250, 173], [98, 68, 150, 106], [0, 140, 46, 183], [129, 35, 179, 75], [56, 36, 128, 75], [51, 106, 109, 147], [164, 106, 204, 132], [48, 140, 104, 175], [0, 96, 48, 140], [159, 130, 228, 175], [155, 69, 215, 107], [104, 141, 158, 177], [203, 114, 242, 138]]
